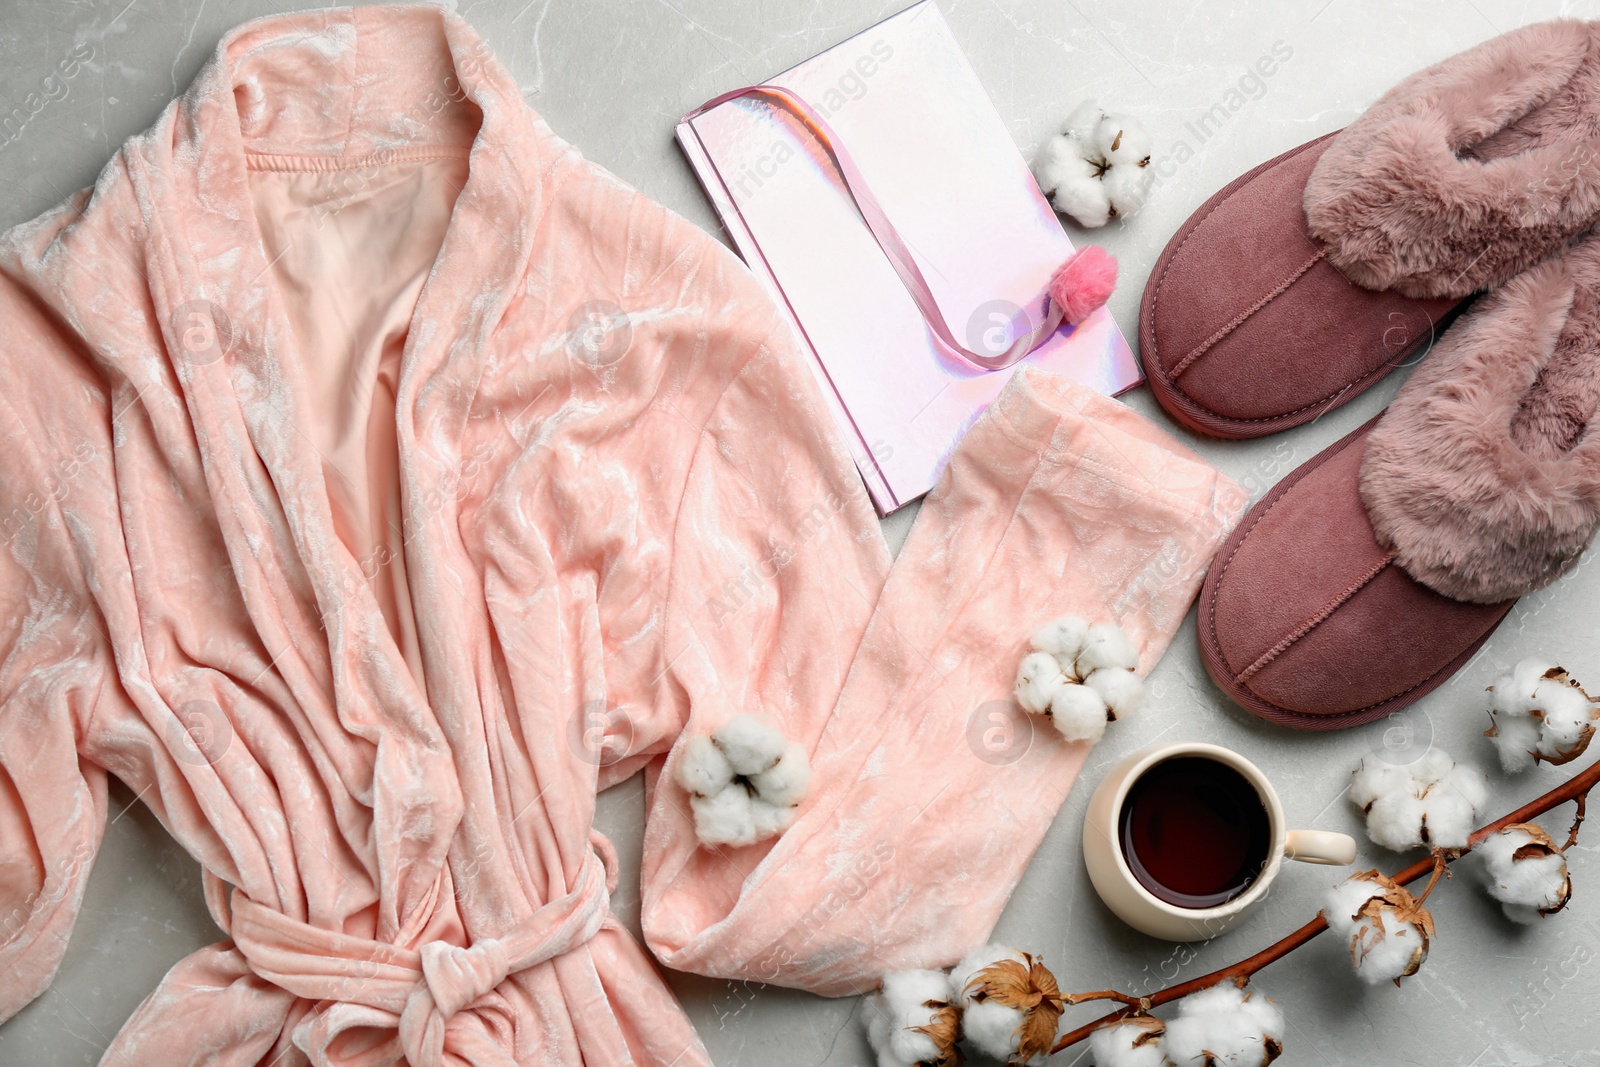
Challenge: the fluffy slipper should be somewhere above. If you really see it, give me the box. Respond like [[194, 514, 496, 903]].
[[1202, 234, 1600, 727], [1362, 232, 1600, 603], [1199, 419, 1513, 729], [1140, 133, 1462, 440], [1306, 19, 1600, 299]]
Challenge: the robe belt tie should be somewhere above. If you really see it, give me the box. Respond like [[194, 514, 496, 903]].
[[230, 833, 618, 1067]]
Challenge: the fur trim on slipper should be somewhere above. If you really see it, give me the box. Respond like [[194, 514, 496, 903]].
[[1360, 234, 1600, 603], [1305, 19, 1600, 299]]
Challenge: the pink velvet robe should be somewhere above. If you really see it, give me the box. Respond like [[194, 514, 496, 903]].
[[0, 6, 1248, 1065]]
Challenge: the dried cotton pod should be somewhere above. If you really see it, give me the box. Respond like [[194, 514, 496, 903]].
[[952, 945, 1064, 1065], [1479, 823, 1572, 923], [866, 969, 965, 1067], [1322, 870, 1435, 986], [1087, 1015, 1169, 1067], [1162, 983, 1284, 1067], [1486, 659, 1599, 772]]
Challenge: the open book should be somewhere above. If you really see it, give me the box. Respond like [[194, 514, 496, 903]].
[[676, 0, 1141, 514]]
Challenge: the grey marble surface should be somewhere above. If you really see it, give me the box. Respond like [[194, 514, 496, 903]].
[[1, 0, 1598, 1063]]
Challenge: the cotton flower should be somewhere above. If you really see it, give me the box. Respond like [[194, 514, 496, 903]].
[[1485, 658, 1598, 772], [1088, 1016, 1169, 1067], [1322, 870, 1434, 986], [1033, 101, 1154, 228], [1162, 983, 1284, 1067], [1013, 615, 1144, 744], [709, 712, 787, 774], [866, 969, 963, 1067], [675, 713, 811, 848], [952, 944, 1064, 1065], [1479, 823, 1572, 924], [676, 734, 734, 796], [1348, 749, 1486, 850]]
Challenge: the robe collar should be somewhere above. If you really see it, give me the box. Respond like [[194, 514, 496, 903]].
[[124, 4, 550, 932]]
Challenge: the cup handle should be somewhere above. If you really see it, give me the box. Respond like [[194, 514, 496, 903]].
[[1284, 829, 1357, 865]]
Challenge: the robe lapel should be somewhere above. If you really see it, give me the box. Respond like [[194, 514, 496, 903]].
[[131, 5, 544, 940]]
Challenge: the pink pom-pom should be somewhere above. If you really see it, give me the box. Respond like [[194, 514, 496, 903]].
[[1049, 246, 1118, 325]]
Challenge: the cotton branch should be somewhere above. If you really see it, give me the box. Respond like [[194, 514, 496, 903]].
[[1050, 754, 1600, 1054], [1563, 791, 1588, 853]]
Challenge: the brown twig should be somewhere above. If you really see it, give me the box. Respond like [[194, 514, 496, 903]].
[[1410, 848, 1453, 906], [1050, 754, 1600, 1054], [1563, 791, 1588, 853], [1061, 990, 1151, 1010]]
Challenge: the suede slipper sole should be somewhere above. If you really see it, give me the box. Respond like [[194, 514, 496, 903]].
[[1198, 417, 1514, 730], [1140, 133, 1462, 441]]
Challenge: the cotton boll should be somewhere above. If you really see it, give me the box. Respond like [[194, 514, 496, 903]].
[[1491, 657, 1557, 715], [951, 943, 1026, 992], [1488, 714, 1543, 773], [1015, 650, 1068, 714], [749, 797, 797, 839], [1486, 659, 1599, 770], [1031, 614, 1089, 661], [1322, 876, 1381, 941], [684, 717, 809, 848], [952, 943, 1058, 1064], [1348, 910, 1429, 984], [712, 713, 787, 776], [866, 969, 960, 1067], [962, 998, 1029, 1062], [1163, 984, 1283, 1067], [1085, 667, 1145, 721], [1361, 790, 1429, 852], [1348, 759, 1412, 810], [1015, 618, 1140, 747], [1079, 622, 1140, 673], [1102, 160, 1153, 222], [1410, 746, 1455, 785], [749, 741, 811, 807], [1531, 681, 1593, 752], [1347, 752, 1484, 851], [690, 785, 756, 848], [951, 943, 1028, 1048], [1034, 136, 1110, 226], [1034, 101, 1154, 228], [1417, 764, 1486, 848], [675, 734, 735, 797], [1049, 683, 1111, 743], [1480, 824, 1571, 923], [1322, 871, 1433, 985], [1087, 1016, 1168, 1067], [1235, 993, 1285, 1049]]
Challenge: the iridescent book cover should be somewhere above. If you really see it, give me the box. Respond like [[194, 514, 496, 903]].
[[677, 0, 1142, 514]]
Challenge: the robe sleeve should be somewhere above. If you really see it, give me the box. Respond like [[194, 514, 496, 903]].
[[0, 258, 118, 1024], [0, 396, 112, 1024], [510, 145, 892, 792]]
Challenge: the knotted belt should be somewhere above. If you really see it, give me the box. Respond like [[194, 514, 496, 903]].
[[228, 833, 617, 1067]]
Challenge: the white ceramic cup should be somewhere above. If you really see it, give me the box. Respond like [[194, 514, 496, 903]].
[[1083, 742, 1356, 941]]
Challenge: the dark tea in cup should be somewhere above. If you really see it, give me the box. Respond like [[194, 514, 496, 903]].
[[1116, 755, 1271, 909]]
